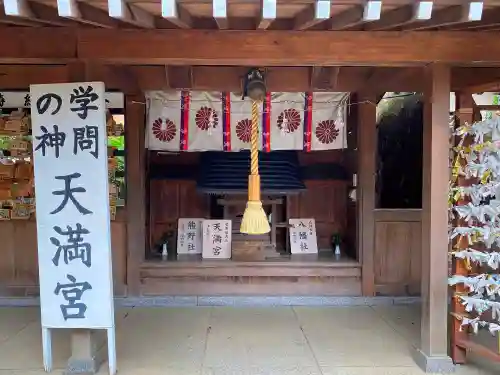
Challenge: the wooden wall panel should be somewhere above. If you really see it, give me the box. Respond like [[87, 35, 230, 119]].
[[180, 181, 210, 218], [0, 220, 128, 296], [295, 180, 348, 249], [149, 179, 211, 252], [150, 180, 181, 223], [373, 209, 422, 295]]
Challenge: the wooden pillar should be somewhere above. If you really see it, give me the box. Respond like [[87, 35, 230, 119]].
[[125, 94, 146, 295], [357, 92, 376, 296], [413, 63, 454, 373]]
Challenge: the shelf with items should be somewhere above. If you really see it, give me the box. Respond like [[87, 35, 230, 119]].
[[0, 109, 35, 221]]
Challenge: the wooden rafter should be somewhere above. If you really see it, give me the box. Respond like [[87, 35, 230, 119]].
[[330, 6, 363, 30], [213, 0, 228, 29], [56, 0, 120, 28], [107, 0, 155, 28], [294, 0, 331, 31], [364, 5, 414, 30], [2, 0, 77, 27], [364, 2, 434, 31], [447, 7, 500, 31], [0, 5, 39, 27], [400, 3, 483, 31], [161, 0, 192, 29], [257, 0, 276, 30]]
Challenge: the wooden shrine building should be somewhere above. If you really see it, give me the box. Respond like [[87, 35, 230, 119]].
[[2, 0, 500, 372]]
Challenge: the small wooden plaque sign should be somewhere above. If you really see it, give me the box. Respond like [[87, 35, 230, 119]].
[[289, 218, 318, 254], [177, 218, 204, 254], [202, 220, 232, 259]]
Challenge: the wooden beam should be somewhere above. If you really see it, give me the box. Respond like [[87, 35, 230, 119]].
[[310, 66, 339, 90], [330, 6, 363, 30], [213, 0, 228, 29], [364, 1, 434, 31], [364, 5, 413, 31], [257, 0, 276, 30], [447, 7, 500, 31], [161, 0, 192, 29], [0, 64, 488, 93], [8, 29, 500, 66], [71, 29, 500, 66], [401, 3, 483, 31], [55, 1, 119, 28], [167, 66, 193, 88], [364, 67, 424, 91], [0, 1, 39, 26], [294, 0, 331, 31], [3, 0, 33, 18], [0, 65, 68, 88], [108, 0, 155, 28], [3, 0, 75, 26], [365, 2, 435, 31]]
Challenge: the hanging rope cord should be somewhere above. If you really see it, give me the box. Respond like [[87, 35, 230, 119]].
[[250, 100, 259, 176]]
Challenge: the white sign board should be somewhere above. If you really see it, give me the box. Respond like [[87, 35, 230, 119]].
[[202, 220, 232, 259], [30, 82, 115, 329], [289, 218, 318, 254], [177, 218, 203, 254]]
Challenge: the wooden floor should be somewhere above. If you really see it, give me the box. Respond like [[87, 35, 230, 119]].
[[140, 253, 362, 296]]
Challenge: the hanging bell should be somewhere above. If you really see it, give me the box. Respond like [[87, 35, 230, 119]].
[[242, 68, 266, 101]]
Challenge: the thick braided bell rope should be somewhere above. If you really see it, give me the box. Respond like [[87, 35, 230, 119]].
[[250, 100, 259, 175]]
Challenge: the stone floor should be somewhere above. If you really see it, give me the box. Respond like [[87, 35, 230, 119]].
[[0, 304, 499, 375]]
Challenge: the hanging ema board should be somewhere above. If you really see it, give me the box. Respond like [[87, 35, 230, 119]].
[[202, 219, 232, 259], [30, 82, 116, 375], [177, 218, 204, 254], [289, 218, 318, 254]]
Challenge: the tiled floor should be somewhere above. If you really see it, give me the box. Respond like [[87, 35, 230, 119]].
[[0, 304, 499, 374]]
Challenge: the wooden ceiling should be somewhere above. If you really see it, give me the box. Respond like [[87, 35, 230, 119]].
[[1, 0, 500, 31]]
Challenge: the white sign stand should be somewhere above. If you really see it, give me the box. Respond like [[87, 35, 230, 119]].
[[30, 82, 116, 374]]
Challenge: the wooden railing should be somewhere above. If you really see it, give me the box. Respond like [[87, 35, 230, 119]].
[[373, 209, 422, 296]]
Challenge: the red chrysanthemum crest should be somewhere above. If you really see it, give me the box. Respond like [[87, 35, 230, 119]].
[[152, 118, 177, 142], [236, 119, 252, 143], [195, 107, 219, 131], [315, 120, 340, 144], [277, 108, 301, 133]]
